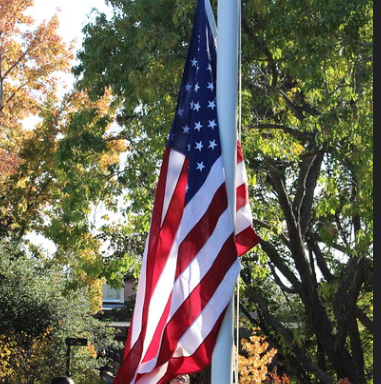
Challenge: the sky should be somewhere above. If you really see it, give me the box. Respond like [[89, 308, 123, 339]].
[[27, 0, 111, 49]]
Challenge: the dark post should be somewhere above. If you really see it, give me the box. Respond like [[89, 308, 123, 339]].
[[66, 342, 71, 377], [65, 338, 88, 377]]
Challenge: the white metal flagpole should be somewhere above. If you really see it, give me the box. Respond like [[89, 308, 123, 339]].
[[212, 0, 240, 382]]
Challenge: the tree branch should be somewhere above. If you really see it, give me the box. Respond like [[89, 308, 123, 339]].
[[293, 153, 318, 235], [241, 14, 278, 86], [355, 306, 373, 333], [242, 282, 336, 384], [278, 89, 306, 122], [257, 236, 301, 291], [310, 242, 335, 282], [252, 218, 290, 247], [268, 262, 298, 294], [333, 256, 365, 351], [246, 122, 313, 142]]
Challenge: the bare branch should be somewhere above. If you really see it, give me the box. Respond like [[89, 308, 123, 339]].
[[257, 236, 301, 290], [294, 152, 324, 236], [311, 242, 335, 282]]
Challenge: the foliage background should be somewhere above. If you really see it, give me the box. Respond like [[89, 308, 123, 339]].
[[0, 0, 373, 383]]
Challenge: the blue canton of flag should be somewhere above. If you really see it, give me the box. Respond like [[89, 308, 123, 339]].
[[168, 6, 220, 203]]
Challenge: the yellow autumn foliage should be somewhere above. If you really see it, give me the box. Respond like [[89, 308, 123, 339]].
[[237, 328, 277, 384]]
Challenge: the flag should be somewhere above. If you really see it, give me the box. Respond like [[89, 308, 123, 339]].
[[114, 0, 258, 382]]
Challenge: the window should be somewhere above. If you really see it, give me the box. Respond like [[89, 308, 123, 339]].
[[102, 284, 124, 303]]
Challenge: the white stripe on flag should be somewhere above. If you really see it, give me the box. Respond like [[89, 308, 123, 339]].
[[173, 258, 241, 357]]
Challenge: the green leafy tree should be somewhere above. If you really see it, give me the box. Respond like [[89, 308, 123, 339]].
[[74, 0, 373, 382], [0, 241, 119, 384], [238, 1, 373, 383], [0, 0, 133, 290]]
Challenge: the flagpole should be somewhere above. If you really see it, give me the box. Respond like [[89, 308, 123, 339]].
[[212, 0, 240, 382]]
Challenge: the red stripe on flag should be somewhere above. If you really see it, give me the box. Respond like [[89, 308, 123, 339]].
[[156, 234, 238, 366], [158, 310, 226, 383], [176, 183, 228, 276], [236, 227, 258, 256], [146, 149, 188, 290], [236, 183, 248, 211]]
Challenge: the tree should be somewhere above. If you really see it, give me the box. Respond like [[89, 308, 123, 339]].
[[74, 0, 373, 382], [0, 0, 130, 292], [236, 327, 278, 384], [0, 10, 133, 383], [0, 0, 72, 179], [0, 0, 72, 236], [0, 241, 119, 384], [238, 1, 373, 383], [236, 328, 291, 384]]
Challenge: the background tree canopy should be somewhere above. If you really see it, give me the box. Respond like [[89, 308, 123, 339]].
[[0, 1, 124, 382], [0, 0, 373, 383], [0, 242, 119, 383]]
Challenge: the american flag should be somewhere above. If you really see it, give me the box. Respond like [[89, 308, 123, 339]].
[[114, 0, 258, 382]]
